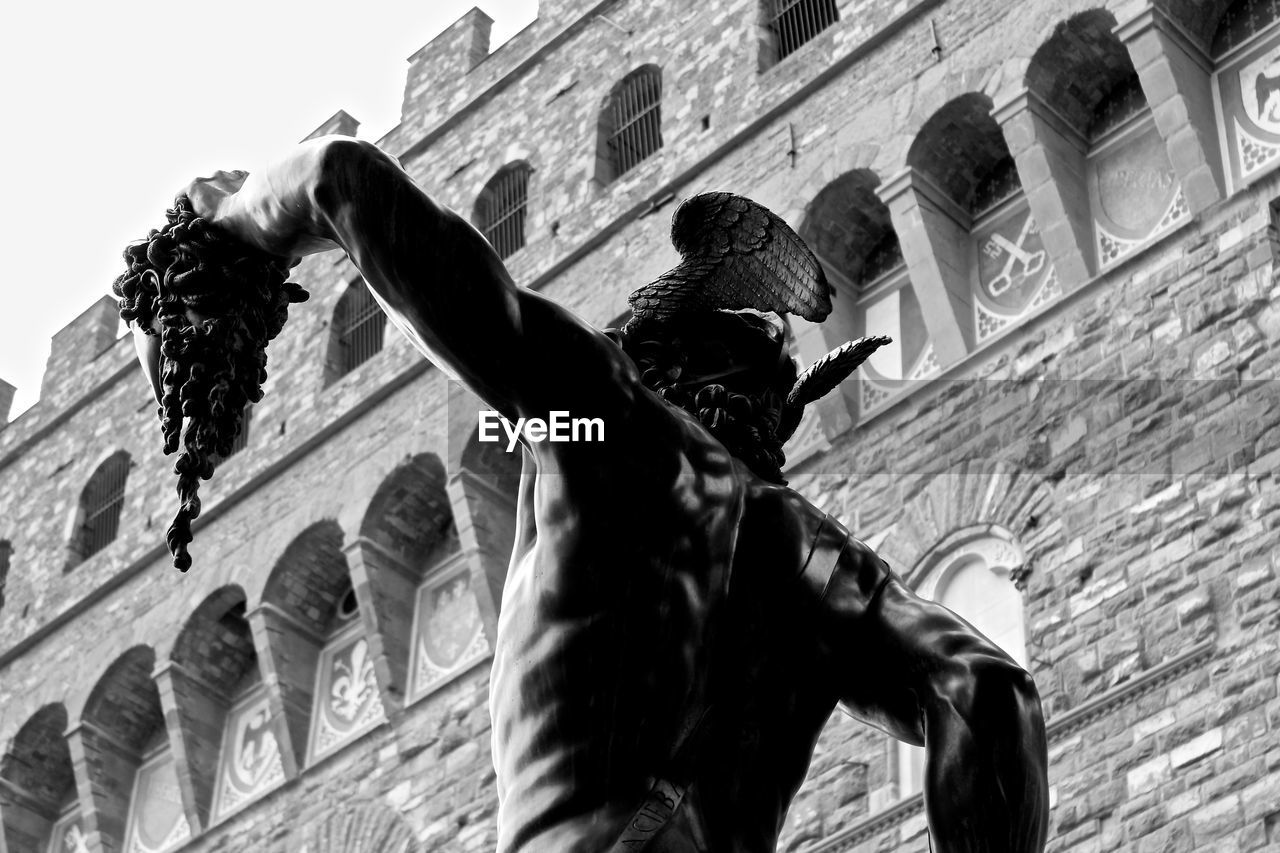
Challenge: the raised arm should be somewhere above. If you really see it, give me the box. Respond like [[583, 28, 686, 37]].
[[196, 136, 634, 422]]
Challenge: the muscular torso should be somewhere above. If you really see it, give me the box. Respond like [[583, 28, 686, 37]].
[[488, 348, 856, 853]]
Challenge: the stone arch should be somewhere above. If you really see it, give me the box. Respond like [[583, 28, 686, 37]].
[[72, 644, 187, 853], [798, 169, 898, 292], [907, 92, 1012, 213], [345, 453, 472, 711], [1159, 0, 1238, 50], [292, 799, 420, 853], [1025, 9, 1135, 137], [358, 455, 457, 569], [164, 585, 268, 827], [254, 521, 369, 770], [875, 459, 1057, 588], [1, 704, 75, 852]]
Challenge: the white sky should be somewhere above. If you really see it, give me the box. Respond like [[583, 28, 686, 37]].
[[0, 0, 539, 419]]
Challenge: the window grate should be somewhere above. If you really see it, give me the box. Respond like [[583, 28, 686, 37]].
[[335, 285, 386, 376], [479, 165, 531, 260], [607, 68, 663, 179], [767, 0, 839, 64], [78, 455, 129, 561], [227, 405, 251, 457]]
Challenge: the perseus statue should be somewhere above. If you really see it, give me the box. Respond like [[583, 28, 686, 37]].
[[115, 137, 1049, 853]]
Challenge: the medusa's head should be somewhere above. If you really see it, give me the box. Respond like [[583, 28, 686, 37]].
[[113, 194, 308, 571]]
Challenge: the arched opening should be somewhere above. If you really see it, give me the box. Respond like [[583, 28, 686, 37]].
[[170, 586, 282, 824], [759, 0, 839, 68], [357, 454, 480, 707], [325, 281, 387, 383], [260, 522, 385, 767], [799, 169, 934, 416], [81, 646, 190, 853], [596, 65, 664, 184], [68, 451, 130, 567], [475, 162, 533, 260], [1027, 10, 1189, 271], [1, 704, 79, 853]]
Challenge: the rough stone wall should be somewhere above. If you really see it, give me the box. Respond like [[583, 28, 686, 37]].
[[2, 0, 1278, 852]]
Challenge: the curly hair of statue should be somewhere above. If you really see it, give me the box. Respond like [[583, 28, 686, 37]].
[[113, 196, 308, 571], [613, 317, 797, 485]]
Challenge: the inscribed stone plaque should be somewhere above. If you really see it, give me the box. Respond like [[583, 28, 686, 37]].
[[47, 810, 88, 853], [1089, 118, 1188, 269]]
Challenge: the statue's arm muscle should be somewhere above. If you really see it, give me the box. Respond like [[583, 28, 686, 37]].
[[227, 137, 633, 422]]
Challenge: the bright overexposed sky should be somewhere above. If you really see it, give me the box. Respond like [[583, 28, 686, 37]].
[[0, 0, 538, 420]]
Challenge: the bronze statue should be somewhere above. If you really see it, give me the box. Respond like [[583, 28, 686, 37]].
[[116, 137, 1049, 853]]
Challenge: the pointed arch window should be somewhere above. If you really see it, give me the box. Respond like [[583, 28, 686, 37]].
[[71, 452, 130, 565], [476, 163, 532, 260], [599, 66, 663, 183]]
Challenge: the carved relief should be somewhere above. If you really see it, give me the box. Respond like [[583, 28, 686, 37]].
[[47, 810, 87, 853], [857, 272, 937, 415], [1090, 120, 1190, 269], [407, 556, 490, 703], [211, 689, 286, 821], [307, 627, 388, 763], [123, 751, 190, 853], [1215, 27, 1280, 191], [972, 203, 1061, 342]]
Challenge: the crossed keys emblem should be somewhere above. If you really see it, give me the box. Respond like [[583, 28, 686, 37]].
[[981, 213, 1045, 297]]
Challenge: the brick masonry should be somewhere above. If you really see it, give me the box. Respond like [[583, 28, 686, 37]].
[[1, 0, 1278, 851]]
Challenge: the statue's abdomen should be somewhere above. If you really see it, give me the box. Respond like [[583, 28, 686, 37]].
[[489, 432, 742, 853]]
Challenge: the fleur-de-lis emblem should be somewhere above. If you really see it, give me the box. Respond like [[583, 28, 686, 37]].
[[330, 638, 376, 722], [63, 824, 90, 853]]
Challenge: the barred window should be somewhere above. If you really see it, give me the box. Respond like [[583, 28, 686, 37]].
[[226, 405, 252, 458], [601, 66, 663, 182], [330, 283, 386, 380], [0, 539, 9, 610], [476, 163, 532, 260], [73, 452, 130, 564], [765, 0, 839, 65]]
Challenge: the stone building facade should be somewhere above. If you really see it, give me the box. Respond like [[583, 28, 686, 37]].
[[2, 0, 1279, 851]]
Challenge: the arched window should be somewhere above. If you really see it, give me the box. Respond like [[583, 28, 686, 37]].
[[70, 451, 130, 565], [327, 282, 386, 382], [799, 169, 936, 418], [898, 534, 1028, 798], [1212, 0, 1280, 190], [476, 162, 532, 260], [598, 66, 663, 183], [762, 0, 838, 67], [227, 404, 251, 457]]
